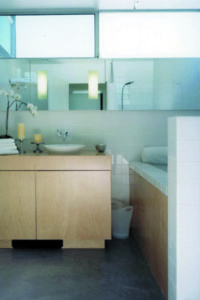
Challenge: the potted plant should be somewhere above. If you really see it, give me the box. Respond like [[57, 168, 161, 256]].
[[0, 89, 37, 139]]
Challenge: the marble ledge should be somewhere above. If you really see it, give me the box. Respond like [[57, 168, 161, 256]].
[[129, 161, 168, 196]]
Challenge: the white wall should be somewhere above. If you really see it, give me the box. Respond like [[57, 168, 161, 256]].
[[3, 110, 198, 159], [168, 116, 200, 300], [1, 110, 200, 204]]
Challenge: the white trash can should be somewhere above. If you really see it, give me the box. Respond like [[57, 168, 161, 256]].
[[112, 199, 133, 239]]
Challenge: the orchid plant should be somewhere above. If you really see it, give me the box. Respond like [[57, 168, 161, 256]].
[[0, 88, 37, 138]]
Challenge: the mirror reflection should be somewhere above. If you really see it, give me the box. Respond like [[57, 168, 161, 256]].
[[0, 58, 200, 111], [69, 83, 107, 110]]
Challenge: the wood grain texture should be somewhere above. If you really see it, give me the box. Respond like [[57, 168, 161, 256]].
[[0, 240, 12, 248], [130, 169, 168, 300], [63, 240, 105, 248], [36, 171, 111, 241], [34, 155, 111, 171], [0, 155, 111, 249], [0, 171, 36, 240], [0, 153, 111, 171]]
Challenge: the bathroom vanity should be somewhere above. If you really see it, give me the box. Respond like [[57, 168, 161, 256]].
[[0, 152, 111, 249]]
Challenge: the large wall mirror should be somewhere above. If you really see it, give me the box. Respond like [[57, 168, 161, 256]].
[[0, 13, 200, 111], [0, 57, 200, 111]]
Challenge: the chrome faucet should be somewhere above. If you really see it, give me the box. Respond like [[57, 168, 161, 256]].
[[56, 129, 69, 141], [63, 130, 69, 140]]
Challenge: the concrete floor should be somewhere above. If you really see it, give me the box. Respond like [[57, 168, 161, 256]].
[[0, 237, 165, 300]]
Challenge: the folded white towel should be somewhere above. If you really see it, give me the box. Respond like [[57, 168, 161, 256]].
[[0, 149, 19, 155], [0, 139, 17, 151], [141, 146, 168, 165], [0, 138, 15, 143], [0, 141, 16, 147], [0, 145, 16, 148], [0, 146, 18, 151]]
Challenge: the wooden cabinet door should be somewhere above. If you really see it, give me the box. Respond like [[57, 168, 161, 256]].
[[36, 171, 111, 240], [0, 171, 36, 240]]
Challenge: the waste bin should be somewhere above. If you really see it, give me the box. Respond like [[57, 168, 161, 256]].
[[112, 199, 133, 239]]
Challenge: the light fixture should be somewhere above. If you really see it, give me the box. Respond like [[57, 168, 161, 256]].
[[37, 71, 47, 100], [121, 81, 134, 111], [88, 70, 98, 99]]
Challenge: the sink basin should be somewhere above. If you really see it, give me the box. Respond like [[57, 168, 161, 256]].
[[44, 144, 85, 154]]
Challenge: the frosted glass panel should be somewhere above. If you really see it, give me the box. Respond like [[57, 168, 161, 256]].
[[16, 15, 94, 58], [99, 12, 200, 58]]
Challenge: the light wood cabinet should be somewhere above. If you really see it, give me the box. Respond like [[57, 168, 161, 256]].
[[0, 152, 111, 248], [0, 171, 36, 241], [130, 169, 168, 299], [36, 171, 111, 241]]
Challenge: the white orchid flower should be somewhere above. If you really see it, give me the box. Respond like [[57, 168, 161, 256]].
[[13, 93, 21, 100], [1, 88, 37, 137], [27, 103, 34, 110], [31, 108, 37, 116], [27, 103, 37, 116]]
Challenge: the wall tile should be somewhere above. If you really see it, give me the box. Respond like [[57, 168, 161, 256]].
[[177, 204, 200, 245], [168, 116, 200, 300], [177, 117, 200, 139], [177, 140, 200, 162], [177, 162, 200, 184], [177, 245, 200, 299], [177, 183, 200, 206]]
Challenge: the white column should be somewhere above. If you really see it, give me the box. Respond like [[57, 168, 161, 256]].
[[168, 116, 200, 300]]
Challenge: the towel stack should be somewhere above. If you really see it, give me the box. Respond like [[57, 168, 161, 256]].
[[0, 139, 19, 155]]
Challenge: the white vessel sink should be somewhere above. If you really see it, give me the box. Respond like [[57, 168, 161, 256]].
[[44, 144, 85, 154]]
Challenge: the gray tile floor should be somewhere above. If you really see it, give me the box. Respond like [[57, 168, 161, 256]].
[[0, 237, 165, 300]]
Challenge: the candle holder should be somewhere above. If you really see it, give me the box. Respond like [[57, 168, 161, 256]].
[[31, 142, 43, 153], [16, 139, 26, 154]]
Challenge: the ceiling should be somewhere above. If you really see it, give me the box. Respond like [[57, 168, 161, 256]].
[[0, 0, 199, 14]]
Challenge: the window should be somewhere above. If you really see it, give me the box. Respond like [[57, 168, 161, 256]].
[[16, 15, 95, 58], [0, 16, 15, 57], [99, 12, 200, 58]]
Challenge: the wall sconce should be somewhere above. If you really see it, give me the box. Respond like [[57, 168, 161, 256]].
[[88, 71, 98, 99], [37, 71, 47, 100]]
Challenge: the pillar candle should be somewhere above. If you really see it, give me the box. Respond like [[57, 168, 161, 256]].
[[17, 123, 25, 140], [33, 134, 42, 144]]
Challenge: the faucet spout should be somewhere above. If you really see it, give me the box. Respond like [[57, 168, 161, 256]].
[[56, 129, 69, 141], [63, 130, 69, 141]]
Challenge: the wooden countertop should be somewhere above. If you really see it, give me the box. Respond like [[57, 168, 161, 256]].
[[0, 151, 112, 171]]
